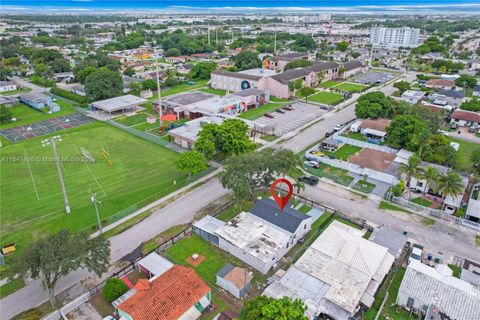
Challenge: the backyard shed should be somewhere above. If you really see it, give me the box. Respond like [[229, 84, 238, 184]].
[[216, 264, 253, 298], [136, 252, 173, 279]]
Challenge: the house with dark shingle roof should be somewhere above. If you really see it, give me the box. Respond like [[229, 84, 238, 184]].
[[193, 198, 312, 274], [114, 265, 211, 320]]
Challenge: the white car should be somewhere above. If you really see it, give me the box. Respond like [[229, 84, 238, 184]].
[[304, 160, 320, 169], [333, 124, 344, 132], [408, 244, 424, 264]]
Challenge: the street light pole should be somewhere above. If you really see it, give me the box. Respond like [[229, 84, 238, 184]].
[[91, 191, 102, 236], [154, 43, 163, 131]]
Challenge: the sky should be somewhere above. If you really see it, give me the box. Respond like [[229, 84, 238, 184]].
[[1, 0, 480, 14]]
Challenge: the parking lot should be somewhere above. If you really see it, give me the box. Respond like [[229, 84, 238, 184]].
[[253, 101, 327, 136]]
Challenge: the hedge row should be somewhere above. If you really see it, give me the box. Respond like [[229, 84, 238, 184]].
[[50, 85, 87, 104]]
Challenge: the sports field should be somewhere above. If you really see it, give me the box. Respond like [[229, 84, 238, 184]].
[[0, 121, 189, 252]]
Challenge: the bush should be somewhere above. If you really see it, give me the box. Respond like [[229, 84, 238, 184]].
[[102, 278, 129, 302], [392, 181, 405, 197], [50, 85, 87, 104]]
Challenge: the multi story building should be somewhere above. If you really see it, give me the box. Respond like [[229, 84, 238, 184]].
[[370, 27, 420, 48]]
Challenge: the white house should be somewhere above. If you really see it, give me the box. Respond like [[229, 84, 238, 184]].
[[0, 81, 17, 92], [216, 264, 252, 298], [193, 199, 312, 274], [397, 261, 480, 320]]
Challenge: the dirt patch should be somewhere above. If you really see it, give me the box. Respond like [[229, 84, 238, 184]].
[[186, 254, 206, 267]]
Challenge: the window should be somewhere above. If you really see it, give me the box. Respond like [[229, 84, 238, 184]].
[[417, 181, 423, 187], [304, 224, 306, 229]]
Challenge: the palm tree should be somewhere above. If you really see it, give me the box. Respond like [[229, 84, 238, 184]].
[[412, 129, 431, 157], [399, 154, 422, 199], [437, 171, 464, 203], [420, 166, 439, 195], [293, 178, 305, 195]]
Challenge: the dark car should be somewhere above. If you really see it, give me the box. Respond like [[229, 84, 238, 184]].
[[282, 106, 293, 111], [325, 130, 335, 137], [275, 108, 286, 114], [299, 175, 319, 186], [264, 113, 274, 118]]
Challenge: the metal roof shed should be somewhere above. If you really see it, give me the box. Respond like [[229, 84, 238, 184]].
[[90, 94, 147, 118], [136, 252, 173, 279]]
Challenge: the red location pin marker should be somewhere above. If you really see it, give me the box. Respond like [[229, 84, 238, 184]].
[[271, 178, 293, 210]]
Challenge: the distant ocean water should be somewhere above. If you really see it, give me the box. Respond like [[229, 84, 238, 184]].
[[1, 0, 479, 12]]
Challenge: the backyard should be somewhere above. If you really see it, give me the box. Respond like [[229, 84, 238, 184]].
[[307, 91, 343, 105], [449, 137, 478, 173]]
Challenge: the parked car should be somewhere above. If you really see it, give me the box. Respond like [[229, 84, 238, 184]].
[[438, 130, 449, 136], [299, 175, 319, 186], [408, 244, 424, 264], [450, 122, 458, 130], [264, 113, 274, 119], [333, 124, 344, 132], [288, 104, 296, 110], [275, 108, 286, 114], [304, 160, 320, 169], [319, 105, 329, 110], [282, 106, 293, 111], [325, 130, 335, 137], [468, 124, 478, 133]]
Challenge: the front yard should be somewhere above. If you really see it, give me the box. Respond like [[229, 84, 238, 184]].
[[334, 82, 367, 92], [304, 163, 355, 186], [411, 197, 433, 207], [307, 91, 343, 105], [352, 180, 376, 194], [318, 80, 342, 88], [343, 131, 368, 142]]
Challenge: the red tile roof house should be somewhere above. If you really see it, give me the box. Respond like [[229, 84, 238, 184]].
[[450, 109, 480, 127], [113, 265, 211, 320]]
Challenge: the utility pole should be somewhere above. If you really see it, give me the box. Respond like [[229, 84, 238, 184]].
[[43, 136, 70, 214], [216, 28, 218, 44], [208, 25, 210, 45], [91, 191, 102, 236], [153, 43, 163, 130], [274, 26, 277, 55]]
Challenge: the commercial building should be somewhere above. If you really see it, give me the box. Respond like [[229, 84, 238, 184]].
[[397, 260, 480, 320], [264, 221, 395, 320], [90, 94, 147, 119], [370, 27, 420, 48], [210, 68, 276, 92]]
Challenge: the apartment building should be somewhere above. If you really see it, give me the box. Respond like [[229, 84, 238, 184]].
[[370, 27, 420, 48]]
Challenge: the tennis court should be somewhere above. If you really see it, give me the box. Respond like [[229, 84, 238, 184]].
[[0, 113, 94, 143]]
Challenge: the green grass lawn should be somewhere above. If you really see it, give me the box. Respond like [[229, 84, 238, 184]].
[[0, 277, 25, 299], [379, 201, 410, 213], [422, 217, 436, 227], [448, 264, 461, 278], [199, 88, 227, 96], [352, 180, 376, 194], [164, 234, 266, 286], [237, 102, 287, 120], [0, 101, 77, 130], [269, 97, 291, 102], [298, 204, 312, 214], [0, 87, 32, 96], [318, 80, 342, 88], [343, 132, 368, 142], [449, 137, 478, 173], [411, 197, 432, 207], [0, 121, 193, 256], [307, 92, 343, 105], [261, 134, 277, 142], [334, 82, 367, 92], [304, 163, 354, 186], [325, 144, 362, 161]]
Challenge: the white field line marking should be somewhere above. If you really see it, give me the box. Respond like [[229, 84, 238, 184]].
[[24, 149, 40, 200], [66, 134, 107, 197]]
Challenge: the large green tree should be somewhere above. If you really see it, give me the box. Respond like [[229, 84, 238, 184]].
[[0, 105, 13, 124], [240, 296, 308, 320], [355, 92, 394, 119], [455, 75, 477, 89], [189, 62, 217, 80], [438, 171, 464, 201], [386, 115, 429, 151], [233, 51, 261, 71], [85, 68, 123, 101], [75, 66, 97, 84], [219, 148, 300, 200], [13, 230, 110, 308], [175, 150, 207, 178], [459, 99, 480, 112], [336, 41, 349, 52], [195, 119, 255, 159]]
